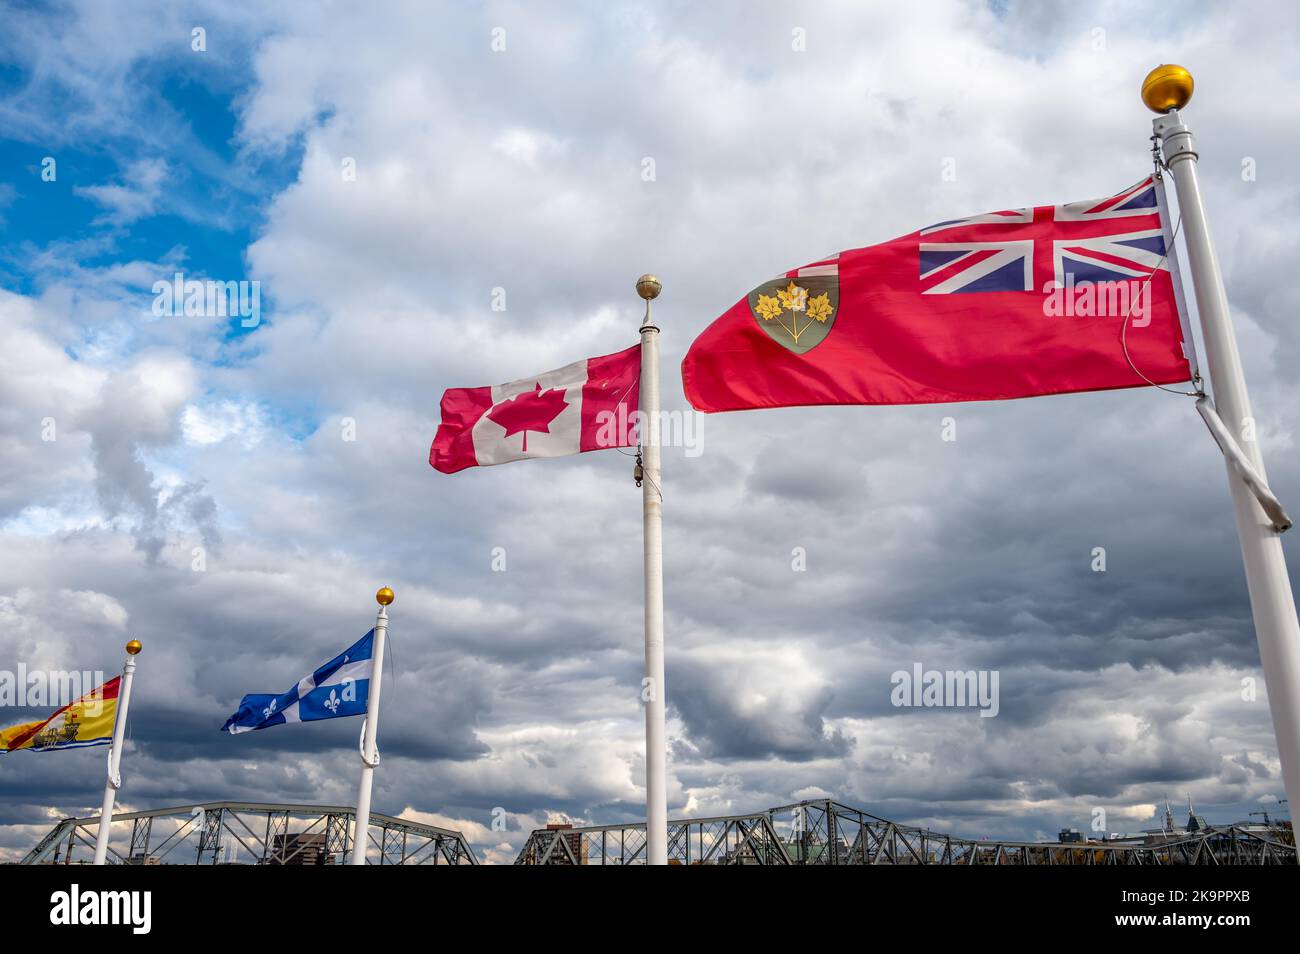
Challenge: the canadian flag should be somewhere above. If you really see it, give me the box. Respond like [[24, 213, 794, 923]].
[[429, 344, 641, 474]]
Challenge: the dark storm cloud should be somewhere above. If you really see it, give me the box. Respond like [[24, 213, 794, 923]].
[[669, 657, 851, 760]]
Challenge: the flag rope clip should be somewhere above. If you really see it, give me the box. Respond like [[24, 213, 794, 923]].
[[359, 719, 380, 768], [1196, 396, 1292, 533]]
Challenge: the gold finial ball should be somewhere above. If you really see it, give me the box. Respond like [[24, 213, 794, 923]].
[[375, 586, 395, 606], [125, 639, 143, 655], [1142, 64, 1194, 113], [635, 274, 661, 301]]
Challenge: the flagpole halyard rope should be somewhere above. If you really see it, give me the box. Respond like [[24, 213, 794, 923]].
[[1120, 158, 1288, 528], [1118, 177, 1202, 398]]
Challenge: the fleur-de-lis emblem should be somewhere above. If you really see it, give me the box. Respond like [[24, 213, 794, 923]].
[[324, 689, 341, 714], [262, 698, 278, 720]]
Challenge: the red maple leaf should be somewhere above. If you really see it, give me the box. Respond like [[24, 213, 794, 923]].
[[486, 383, 569, 452]]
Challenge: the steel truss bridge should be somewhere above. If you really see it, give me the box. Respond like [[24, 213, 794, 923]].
[[21, 801, 478, 865], [515, 798, 1297, 865]]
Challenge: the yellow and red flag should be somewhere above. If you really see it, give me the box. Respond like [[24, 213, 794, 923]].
[[0, 676, 119, 753]]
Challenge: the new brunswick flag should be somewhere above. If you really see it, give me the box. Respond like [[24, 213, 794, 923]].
[[0, 676, 119, 753]]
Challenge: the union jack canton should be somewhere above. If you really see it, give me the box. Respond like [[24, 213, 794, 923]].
[[918, 178, 1169, 294]]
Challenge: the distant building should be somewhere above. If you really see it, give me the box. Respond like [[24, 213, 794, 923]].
[[268, 833, 334, 865], [544, 823, 587, 865], [782, 835, 851, 863], [1053, 794, 1270, 849], [1138, 796, 1242, 846]]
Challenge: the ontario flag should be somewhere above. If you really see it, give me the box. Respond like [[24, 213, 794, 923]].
[[682, 177, 1194, 412], [430, 344, 641, 474]]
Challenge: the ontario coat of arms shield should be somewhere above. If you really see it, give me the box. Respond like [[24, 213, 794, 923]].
[[747, 266, 839, 355]]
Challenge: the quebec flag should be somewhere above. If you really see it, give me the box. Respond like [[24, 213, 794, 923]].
[[221, 630, 373, 735]]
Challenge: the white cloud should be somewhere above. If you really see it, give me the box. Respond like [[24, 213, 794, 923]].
[[74, 157, 170, 225], [491, 128, 568, 165], [181, 401, 267, 447]]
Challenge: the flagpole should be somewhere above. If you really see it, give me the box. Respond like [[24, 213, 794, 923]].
[[636, 274, 669, 865], [349, 586, 392, 865], [92, 639, 142, 865], [1145, 66, 1300, 835]]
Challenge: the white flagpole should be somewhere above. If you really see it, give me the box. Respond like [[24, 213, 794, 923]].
[[92, 639, 142, 866], [1146, 66, 1300, 833], [349, 587, 392, 865], [636, 274, 669, 865]]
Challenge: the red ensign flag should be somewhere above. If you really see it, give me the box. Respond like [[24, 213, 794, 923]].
[[682, 177, 1193, 412]]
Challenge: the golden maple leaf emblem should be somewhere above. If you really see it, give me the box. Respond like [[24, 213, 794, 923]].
[[777, 281, 808, 312], [748, 271, 838, 354], [755, 294, 783, 322], [806, 292, 833, 323], [752, 280, 834, 345]]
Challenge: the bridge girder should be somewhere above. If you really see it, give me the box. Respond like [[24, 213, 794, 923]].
[[514, 798, 1297, 866], [20, 800, 478, 866]]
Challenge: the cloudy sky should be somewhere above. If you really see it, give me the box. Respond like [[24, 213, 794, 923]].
[[2, 0, 1299, 863]]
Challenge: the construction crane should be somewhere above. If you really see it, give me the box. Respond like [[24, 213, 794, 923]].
[[1249, 799, 1289, 827]]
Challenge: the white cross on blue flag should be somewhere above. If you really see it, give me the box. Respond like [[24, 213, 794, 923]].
[[220, 630, 374, 734]]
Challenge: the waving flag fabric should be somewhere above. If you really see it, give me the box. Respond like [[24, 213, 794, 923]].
[[0, 677, 119, 753], [430, 344, 640, 474], [221, 631, 373, 735], [682, 177, 1193, 412]]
